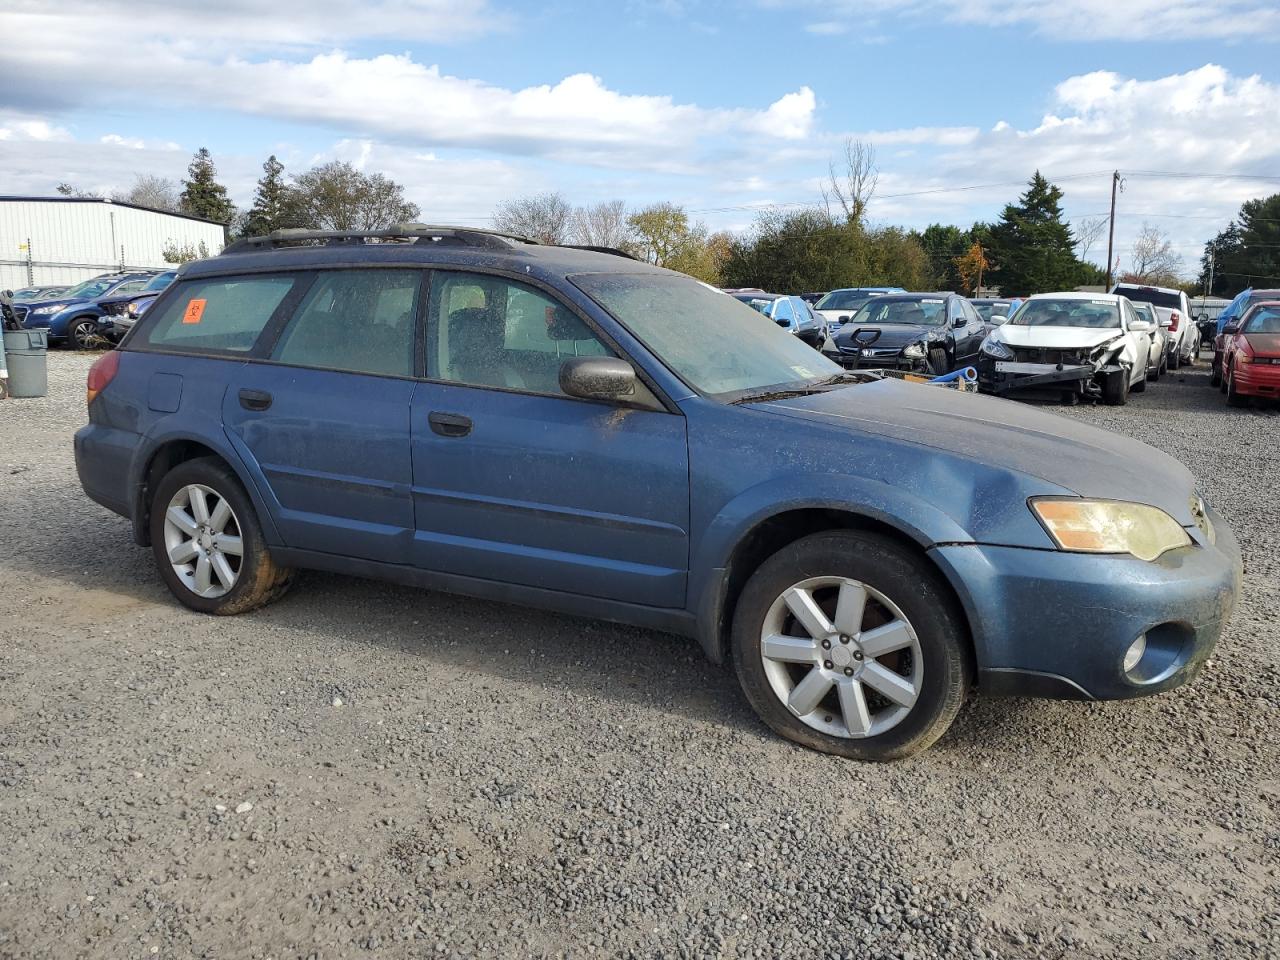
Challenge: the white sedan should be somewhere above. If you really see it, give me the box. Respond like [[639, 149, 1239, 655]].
[[976, 292, 1154, 404]]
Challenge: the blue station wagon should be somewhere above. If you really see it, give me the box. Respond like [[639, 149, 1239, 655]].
[[75, 226, 1242, 760]]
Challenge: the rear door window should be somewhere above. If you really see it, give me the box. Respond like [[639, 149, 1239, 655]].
[[140, 275, 297, 354], [271, 269, 419, 378]]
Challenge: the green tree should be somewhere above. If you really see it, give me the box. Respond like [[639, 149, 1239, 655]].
[[179, 147, 236, 225], [243, 155, 298, 238], [289, 161, 419, 231], [161, 239, 211, 264], [914, 223, 973, 290], [627, 202, 693, 266], [985, 172, 1084, 295], [1199, 193, 1280, 295]]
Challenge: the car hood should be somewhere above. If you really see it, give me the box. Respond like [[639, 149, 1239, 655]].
[[834, 323, 939, 350], [1245, 333, 1280, 356], [993, 325, 1124, 350], [751, 378, 1198, 524], [23, 297, 88, 312]]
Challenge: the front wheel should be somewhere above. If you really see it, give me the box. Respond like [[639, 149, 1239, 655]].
[[1101, 369, 1129, 405], [1226, 364, 1248, 408], [149, 457, 294, 615], [730, 531, 971, 761], [928, 348, 949, 376], [68, 317, 99, 350]]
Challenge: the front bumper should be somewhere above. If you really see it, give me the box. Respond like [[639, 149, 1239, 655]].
[[930, 504, 1242, 701], [977, 355, 1108, 395], [1232, 359, 1280, 397], [826, 348, 924, 371]]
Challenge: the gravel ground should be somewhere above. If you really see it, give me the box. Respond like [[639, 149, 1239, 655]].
[[1, 352, 1277, 960]]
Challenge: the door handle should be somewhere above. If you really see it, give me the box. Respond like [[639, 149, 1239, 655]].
[[428, 411, 472, 438], [238, 388, 273, 411]]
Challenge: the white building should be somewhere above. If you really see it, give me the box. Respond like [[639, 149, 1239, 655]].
[[0, 196, 225, 291]]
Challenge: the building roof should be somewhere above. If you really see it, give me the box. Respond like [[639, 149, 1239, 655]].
[[0, 195, 225, 227]]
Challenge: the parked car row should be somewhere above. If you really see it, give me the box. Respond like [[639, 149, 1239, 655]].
[[727, 290, 826, 347], [1216, 300, 1280, 406], [12, 270, 174, 348]]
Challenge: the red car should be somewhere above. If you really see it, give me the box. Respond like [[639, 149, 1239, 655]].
[[1221, 301, 1280, 406]]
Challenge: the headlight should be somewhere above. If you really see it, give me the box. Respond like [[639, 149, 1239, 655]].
[[1031, 498, 1191, 562], [901, 342, 925, 358], [980, 336, 1013, 360], [31, 304, 60, 315], [1092, 335, 1125, 357]]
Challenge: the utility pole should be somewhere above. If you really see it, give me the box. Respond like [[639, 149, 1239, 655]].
[[976, 243, 985, 297], [1104, 171, 1120, 290]]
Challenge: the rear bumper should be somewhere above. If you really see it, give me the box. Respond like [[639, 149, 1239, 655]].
[[930, 505, 1242, 701], [74, 423, 137, 520]]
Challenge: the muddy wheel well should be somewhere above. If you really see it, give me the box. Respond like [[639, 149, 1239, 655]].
[[133, 440, 224, 545], [714, 508, 972, 665]]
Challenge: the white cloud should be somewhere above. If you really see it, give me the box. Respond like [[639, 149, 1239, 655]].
[[0, 114, 72, 142], [762, 0, 1280, 40], [4, 0, 507, 53], [100, 134, 147, 149]]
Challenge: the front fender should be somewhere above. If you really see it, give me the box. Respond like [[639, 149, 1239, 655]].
[[689, 475, 974, 661], [50, 307, 102, 337]]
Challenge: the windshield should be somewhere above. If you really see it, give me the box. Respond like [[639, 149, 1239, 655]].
[[1131, 303, 1156, 323], [974, 302, 1012, 322], [1242, 306, 1280, 334], [849, 297, 945, 327], [62, 278, 113, 300], [573, 273, 840, 396], [143, 272, 176, 292], [735, 296, 773, 316], [816, 289, 892, 310], [1008, 299, 1121, 329], [1115, 286, 1180, 309]]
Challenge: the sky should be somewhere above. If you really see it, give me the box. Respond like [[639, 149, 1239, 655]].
[[2, 0, 1279, 279]]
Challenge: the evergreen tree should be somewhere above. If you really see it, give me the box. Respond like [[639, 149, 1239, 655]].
[[986, 172, 1083, 295], [243, 155, 296, 237], [1199, 194, 1280, 296], [179, 147, 236, 225]]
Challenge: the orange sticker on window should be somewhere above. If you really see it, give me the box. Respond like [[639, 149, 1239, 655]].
[[182, 299, 207, 325]]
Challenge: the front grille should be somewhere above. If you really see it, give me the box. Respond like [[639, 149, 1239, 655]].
[[840, 345, 900, 358], [1010, 346, 1086, 365]]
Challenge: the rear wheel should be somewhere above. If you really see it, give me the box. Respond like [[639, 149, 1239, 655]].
[[731, 531, 971, 761], [1210, 359, 1222, 388], [1131, 369, 1147, 393], [1148, 353, 1161, 382], [149, 457, 293, 614]]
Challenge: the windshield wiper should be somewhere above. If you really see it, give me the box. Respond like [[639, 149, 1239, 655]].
[[728, 388, 821, 405]]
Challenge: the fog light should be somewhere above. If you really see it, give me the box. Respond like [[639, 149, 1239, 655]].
[[1123, 634, 1147, 674]]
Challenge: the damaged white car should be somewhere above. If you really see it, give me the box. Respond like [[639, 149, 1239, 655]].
[[976, 292, 1154, 404]]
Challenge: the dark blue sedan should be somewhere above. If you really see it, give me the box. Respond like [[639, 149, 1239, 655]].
[[18, 272, 156, 348], [73, 226, 1242, 760]]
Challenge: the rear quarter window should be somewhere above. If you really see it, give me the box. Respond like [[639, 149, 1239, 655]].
[[139, 275, 297, 354]]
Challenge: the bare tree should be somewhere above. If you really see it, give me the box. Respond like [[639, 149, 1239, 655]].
[[289, 161, 419, 231], [1074, 216, 1107, 262], [572, 200, 630, 248], [492, 192, 572, 244], [821, 138, 878, 225], [1127, 222, 1183, 284], [114, 174, 182, 212]]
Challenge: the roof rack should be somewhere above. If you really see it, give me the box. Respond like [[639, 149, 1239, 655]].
[[220, 223, 538, 256]]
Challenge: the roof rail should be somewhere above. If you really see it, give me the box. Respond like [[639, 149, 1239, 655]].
[[558, 244, 639, 261], [220, 223, 538, 256]]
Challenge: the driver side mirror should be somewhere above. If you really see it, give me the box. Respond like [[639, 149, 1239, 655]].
[[1222, 322, 1240, 335], [559, 357, 637, 402], [952, 315, 967, 328], [1129, 319, 1153, 333]]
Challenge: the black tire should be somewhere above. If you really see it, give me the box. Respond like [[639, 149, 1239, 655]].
[[1182, 341, 1196, 368], [149, 457, 294, 615], [1210, 361, 1221, 388], [927, 348, 949, 376], [1226, 364, 1248, 408], [1101, 369, 1128, 405], [1131, 370, 1147, 393], [1148, 354, 1160, 382], [68, 317, 99, 351], [730, 531, 971, 761], [1169, 346, 1181, 370]]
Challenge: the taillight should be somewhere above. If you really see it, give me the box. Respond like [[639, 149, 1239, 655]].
[[86, 350, 120, 406], [1169, 311, 1180, 332]]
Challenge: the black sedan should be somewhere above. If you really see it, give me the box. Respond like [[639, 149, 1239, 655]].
[[823, 292, 986, 374]]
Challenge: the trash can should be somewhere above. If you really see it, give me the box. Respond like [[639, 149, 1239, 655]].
[[2, 329, 49, 398]]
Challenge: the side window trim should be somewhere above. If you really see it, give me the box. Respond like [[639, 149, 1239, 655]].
[[250, 273, 320, 359]]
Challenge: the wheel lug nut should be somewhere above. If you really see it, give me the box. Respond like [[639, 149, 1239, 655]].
[[821, 639, 831, 649], [823, 660, 833, 670], [844, 667, 854, 676], [839, 635, 850, 644]]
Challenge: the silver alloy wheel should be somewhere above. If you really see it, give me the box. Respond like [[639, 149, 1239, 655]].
[[72, 320, 96, 349], [162, 483, 243, 599], [759, 576, 923, 739]]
